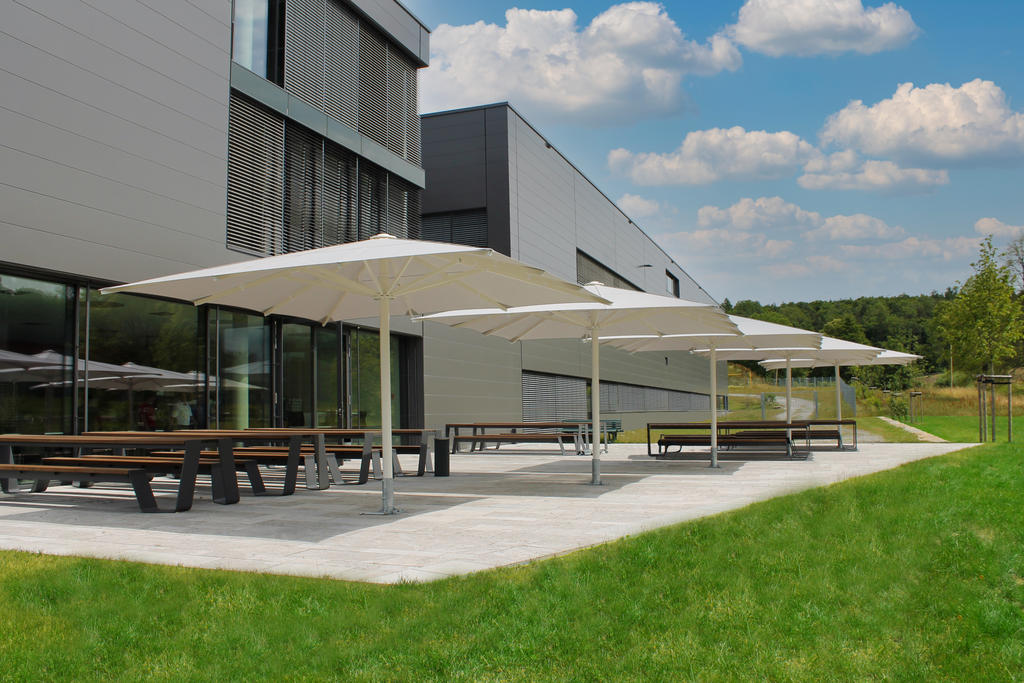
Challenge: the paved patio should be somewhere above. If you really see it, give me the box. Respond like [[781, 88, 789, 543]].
[[0, 441, 973, 583]]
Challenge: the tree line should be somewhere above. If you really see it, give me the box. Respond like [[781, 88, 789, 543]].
[[720, 234, 1024, 387]]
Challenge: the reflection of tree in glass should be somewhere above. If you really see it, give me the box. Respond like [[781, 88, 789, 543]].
[[351, 330, 399, 427], [88, 292, 199, 372], [0, 277, 73, 433]]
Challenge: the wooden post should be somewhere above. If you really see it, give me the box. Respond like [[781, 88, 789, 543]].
[[991, 380, 997, 442], [1009, 381, 1013, 443], [978, 378, 985, 443]]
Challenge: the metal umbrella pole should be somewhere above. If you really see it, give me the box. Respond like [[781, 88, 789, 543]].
[[834, 361, 842, 420], [709, 345, 719, 468], [590, 326, 601, 485]]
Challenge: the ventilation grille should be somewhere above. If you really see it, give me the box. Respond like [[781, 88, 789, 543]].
[[226, 94, 285, 256], [522, 372, 588, 422]]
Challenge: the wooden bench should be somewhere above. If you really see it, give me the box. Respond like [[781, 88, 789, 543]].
[[0, 463, 170, 512], [658, 433, 794, 459], [41, 455, 267, 497], [451, 432, 574, 457], [233, 442, 430, 482]]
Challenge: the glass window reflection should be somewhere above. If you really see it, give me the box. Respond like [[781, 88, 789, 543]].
[[0, 275, 74, 434], [83, 290, 201, 431]]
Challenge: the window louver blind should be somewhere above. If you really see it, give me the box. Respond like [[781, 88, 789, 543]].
[[324, 140, 358, 245], [226, 94, 285, 256], [283, 122, 324, 252], [597, 378, 709, 413], [358, 24, 388, 148], [324, 0, 359, 130], [281, 0, 422, 165], [386, 50, 418, 160], [283, 0, 326, 113], [358, 162, 385, 239], [522, 372, 588, 422], [385, 175, 420, 239], [420, 209, 488, 246]]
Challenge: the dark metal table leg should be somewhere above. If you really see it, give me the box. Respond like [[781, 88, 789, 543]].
[[174, 441, 201, 511]]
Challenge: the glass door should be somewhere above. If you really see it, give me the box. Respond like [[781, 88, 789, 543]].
[[315, 325, 342, 427], [281, 323, 313, 426]]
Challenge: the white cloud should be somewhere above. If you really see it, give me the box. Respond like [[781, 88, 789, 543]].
[[975, 217, 1024, 238], [658, 199, 979, 302], [609, 127, 818, 185], [617, 193, 661, 218], [728, 0, 918, 57], [660, 228, 794, 260], [697, 196, 820, 231], [698, 196, 903, 243], [805, 213, 905, 240], [821, 79, 1024, 166], [799, 151, 949, 191], [421, 3, 740, 123], [840, 235, 980, 261]]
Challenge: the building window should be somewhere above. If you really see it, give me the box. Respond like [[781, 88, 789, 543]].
[[421, 209, 488, 247], [227, 93, 420, 256], [576, 251, 640, 290], [282, 0, 421, 164], [667, 271, 680, 297], [232, 0, 284, 85]]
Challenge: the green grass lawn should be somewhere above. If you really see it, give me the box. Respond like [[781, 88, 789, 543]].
[[3, 441, 1024, 680], [914, 415, 1024, 443], [855, 416, 922, 443]]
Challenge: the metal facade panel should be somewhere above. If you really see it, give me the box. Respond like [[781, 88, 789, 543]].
[[420, 110, 488, 214], [507, 115, 577, 281], [0, 0, 233, 282], [422, 322, 522, 430]]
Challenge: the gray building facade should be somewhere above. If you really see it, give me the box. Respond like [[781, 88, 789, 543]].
[[0, 0, 430, 434], [0, 2, 723, 437], [417, 104, 727, 431]]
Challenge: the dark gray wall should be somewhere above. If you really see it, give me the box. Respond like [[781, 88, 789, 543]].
[[421, 106, 510, 255]]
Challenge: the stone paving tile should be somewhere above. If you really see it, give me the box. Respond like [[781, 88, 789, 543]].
[[0, 442, 974, 583]]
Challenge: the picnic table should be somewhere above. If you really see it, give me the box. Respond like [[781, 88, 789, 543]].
[[245, 427, 439, 480], [444, 422, 587, 456], [0, 433, 226, 512], [646, 419, 857, 458]]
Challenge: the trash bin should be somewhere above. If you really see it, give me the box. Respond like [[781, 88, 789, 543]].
[[434, 437, 450, 477]]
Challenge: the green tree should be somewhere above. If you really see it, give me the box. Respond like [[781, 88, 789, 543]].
[[821, 313, 870, 345], [937, 236, 1024, 373]]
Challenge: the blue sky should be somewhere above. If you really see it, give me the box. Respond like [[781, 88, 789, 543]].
[[403, 0, 1024, 304]]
